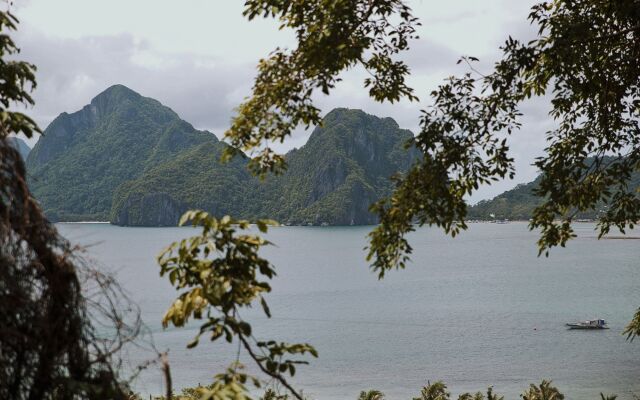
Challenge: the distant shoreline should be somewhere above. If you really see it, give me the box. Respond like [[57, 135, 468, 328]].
[[56, 221, 110, 224], [53, 219, 601, 226]]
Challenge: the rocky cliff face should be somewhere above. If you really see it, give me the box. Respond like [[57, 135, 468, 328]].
[[252, 108, 419, 226], [112, 192, 184, 226], [109, 139, 255, 225], [28, 111, 92, 167]]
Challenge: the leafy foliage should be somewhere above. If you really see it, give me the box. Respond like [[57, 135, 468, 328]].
[[17, 1, 640, 398], [408, 381, 567, 400], [368, 55, 521, 275], [520, 381, 564, 400], [261, 389, 291, 400], [128, 377, 251, 400], [413, 381, 451, 400], [0, 13, 39, 140], [358, 390, 385, 400], [224, 0, 419, 175], [151, 1, 640, 397], [225, 0, 640, 272], [1, 11, 133, 400], [136, 380, 625, 400], [369, 0, 640, 268], [623, 307, 640, 342], [158, 211, 317, 399], [524, 1, 640, 254]]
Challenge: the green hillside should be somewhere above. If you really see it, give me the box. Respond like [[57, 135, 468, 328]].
[[110, 140, 255, 226], [26, 85, 213, 221], [253, 108, 419, 225], [28, 85, 419, 226], [111, 108, 418, 226], [468, 180, 541, 220], [469, 168, 640, 220]]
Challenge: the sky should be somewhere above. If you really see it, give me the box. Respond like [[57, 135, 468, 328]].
[[10, 0, 554, 202]]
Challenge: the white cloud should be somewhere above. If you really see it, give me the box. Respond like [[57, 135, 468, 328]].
[[12, 0, 293, 61], [14, 29, 256, 138]]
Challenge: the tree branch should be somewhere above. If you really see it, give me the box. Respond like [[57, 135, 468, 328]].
[[237, 334, 304, 400]]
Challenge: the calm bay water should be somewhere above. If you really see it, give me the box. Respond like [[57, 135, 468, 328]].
[[57, 222, 640, 399]]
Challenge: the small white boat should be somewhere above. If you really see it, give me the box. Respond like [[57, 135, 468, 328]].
[[566, 319, 609, 329]]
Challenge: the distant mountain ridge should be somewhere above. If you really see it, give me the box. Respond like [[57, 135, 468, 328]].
[[27, 85, 418, 226], [110, 108, 419, 226], [39, 85, 638, 225]]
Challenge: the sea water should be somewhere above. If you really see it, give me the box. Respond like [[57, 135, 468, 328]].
[[57, 222, 640, 399]]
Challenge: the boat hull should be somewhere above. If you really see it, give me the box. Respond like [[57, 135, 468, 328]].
[[566, 324, 609, 330]]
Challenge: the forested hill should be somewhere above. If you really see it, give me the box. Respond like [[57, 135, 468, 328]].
[[250, 108, 418, 225], [468, 168, 640, 220], [26, 85, 214, 221], [111, 108, 419, 226], [27, 85, 418, 225], [467, 179, 541, 220]]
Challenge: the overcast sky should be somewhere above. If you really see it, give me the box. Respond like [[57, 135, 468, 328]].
[[11, 0, 554, 202]]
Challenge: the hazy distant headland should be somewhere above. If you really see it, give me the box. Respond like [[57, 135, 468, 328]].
[[8, 136, 31, 161]]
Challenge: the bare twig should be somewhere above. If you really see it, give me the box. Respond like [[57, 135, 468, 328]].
[[237, 334, 304, 400], [160, 352, 172, 400]]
